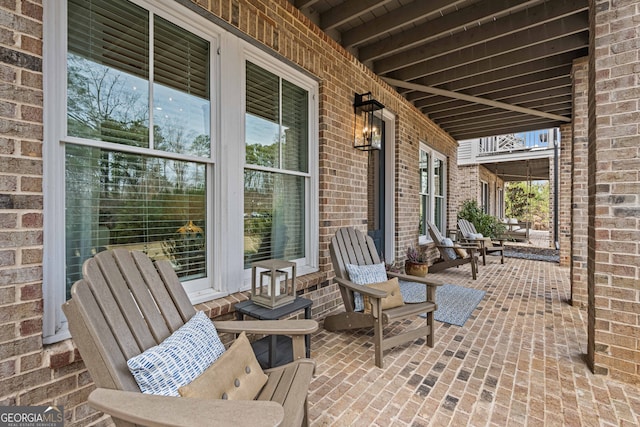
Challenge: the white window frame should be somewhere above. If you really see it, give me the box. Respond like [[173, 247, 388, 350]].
[[418, 143, 447, 245], [497, 187, 504, 218], [236, 47, 319, 289], [43, 0, 318, 343]]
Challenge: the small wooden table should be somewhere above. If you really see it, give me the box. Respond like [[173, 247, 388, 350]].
[[235, 297, 313, 368]]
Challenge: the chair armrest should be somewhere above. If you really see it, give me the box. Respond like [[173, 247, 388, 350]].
[[385, 271, 444, 288], [460, 237, 485, 247], [89, 388, 284, 427], [437, 243, 477, 251], [215, 319, 318, 336], [333, 276, 388, 299]]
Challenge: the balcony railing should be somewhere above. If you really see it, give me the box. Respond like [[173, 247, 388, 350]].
[[478, 129, 555, 156]]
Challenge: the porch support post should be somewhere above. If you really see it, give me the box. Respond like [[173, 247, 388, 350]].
[[587, 0, 640, 383]]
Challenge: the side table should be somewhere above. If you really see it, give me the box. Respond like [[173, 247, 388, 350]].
[[235, 297, 313, 368]]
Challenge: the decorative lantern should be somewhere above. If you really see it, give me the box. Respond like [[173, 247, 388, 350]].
[[251, 259, 296, 309], [353, 92, 384, 151]]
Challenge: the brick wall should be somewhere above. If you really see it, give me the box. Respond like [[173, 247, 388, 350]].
[[455, 164, 480, 212], [570, 57, 589, 307], [558, 123, 572, 267], [0, 0, 459, 424], [587, 0, 640, 384], [455, 164, 504, 219]]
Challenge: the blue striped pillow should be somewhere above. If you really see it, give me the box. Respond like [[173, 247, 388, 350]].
[[127, 311, 226, 396], [345, 262, 388, 312]]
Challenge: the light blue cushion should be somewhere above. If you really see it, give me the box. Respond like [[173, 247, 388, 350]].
[[441, 237, 458, 260], [469, 232, 484, 239], [127, 311, 226, 396], [345, 262, 388, 312]]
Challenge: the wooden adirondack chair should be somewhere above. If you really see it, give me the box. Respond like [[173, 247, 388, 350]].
[[427, 221, 479, 280], [324, 227, 441, 368], [63, 249, 318, 427], [457, 218, 505, 265]]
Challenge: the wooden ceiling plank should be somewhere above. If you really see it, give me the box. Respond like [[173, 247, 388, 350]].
[[402, 48, 587, 93], [294, 0, 322, 9], [402, 50, 583, 97], [320, 0, 393, 31], [341, 0, 467, 48], [449, 119, 564, 140], [423, 87, 572, 119], [413, 75, 572, 110], [379, 11, 588, 76], [374, 1, 587, 74], [435, 103, 573, 127], [359, 0, 541, 63], [384, 77, 570, 122], [434, 103, 573, 127], [406, 65, 572, 103], [439, 108, 572, 131], [388, 31, 588, 82]]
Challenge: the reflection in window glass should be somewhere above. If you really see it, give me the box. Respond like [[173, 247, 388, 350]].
[[245, 63, 309, 173], [65, 0, 212, 295], [67, 0, 150, 146], [245, 62, 280, 168], [153, 16, 210, 157], [153, 83, 211, 157], [67, 1, 211, 157], [282, 80, 308, 173], [65, 144, 207, 297], [244, 62, 309, 267], [243, 171, 305, 268], [67, 53, 150, 146]]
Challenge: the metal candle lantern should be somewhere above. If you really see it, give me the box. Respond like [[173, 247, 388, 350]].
[[353, 92, 384, 151], [251, 259, 296, 309]]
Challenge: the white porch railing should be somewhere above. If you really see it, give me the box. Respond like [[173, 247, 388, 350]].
[[478, 129, 554, 156]]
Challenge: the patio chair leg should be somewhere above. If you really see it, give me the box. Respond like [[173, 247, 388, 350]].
[[426, 312, 434, 347], [374, 318, 384, 368]]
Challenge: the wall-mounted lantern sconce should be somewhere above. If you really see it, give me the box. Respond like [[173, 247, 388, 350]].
[[353, 92, 384, 151]]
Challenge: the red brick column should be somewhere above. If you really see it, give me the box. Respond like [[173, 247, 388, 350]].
[[587, 0, 640, 384], [570, 58, 589, 308]]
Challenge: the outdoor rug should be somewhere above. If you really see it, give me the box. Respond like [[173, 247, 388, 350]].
[[400, 281, 486, 326]]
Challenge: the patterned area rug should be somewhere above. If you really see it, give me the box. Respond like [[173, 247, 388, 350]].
[[400, 281, 486, 326]]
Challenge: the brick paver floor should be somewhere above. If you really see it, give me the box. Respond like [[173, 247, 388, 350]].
[[307, 256, 640, 426]]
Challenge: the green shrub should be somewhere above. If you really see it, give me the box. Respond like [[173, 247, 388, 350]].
[[457, 199, 506, 238]]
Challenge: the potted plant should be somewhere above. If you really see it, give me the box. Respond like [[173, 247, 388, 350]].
[[405, 246, 429, 277]]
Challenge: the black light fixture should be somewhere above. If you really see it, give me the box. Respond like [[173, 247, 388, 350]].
[[353, 92, 384, 151]]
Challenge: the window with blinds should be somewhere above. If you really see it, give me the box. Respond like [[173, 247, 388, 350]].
[[65, 0, 211, 295], [244, 61, 309, 267], [419, 145, 447, 238]]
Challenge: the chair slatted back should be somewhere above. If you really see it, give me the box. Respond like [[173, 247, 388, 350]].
[[458, 219, 475, 239], [63, 249, 197, 395], [427, 221, 455, 261], [329, 228, 381, 311]]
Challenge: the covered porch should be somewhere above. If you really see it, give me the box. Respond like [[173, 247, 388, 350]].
[[307, 256, 640, 426]]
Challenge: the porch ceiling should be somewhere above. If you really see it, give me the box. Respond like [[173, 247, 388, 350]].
[[481, 157, 550, 182], [291, 0, 588, 140]]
